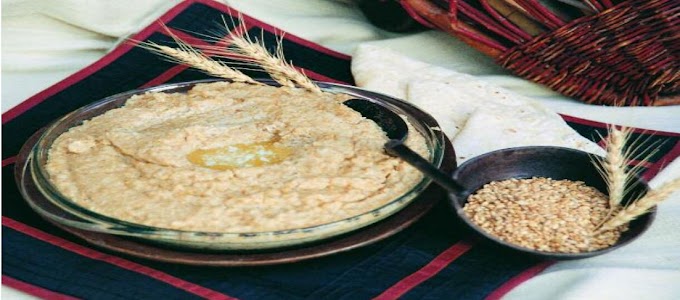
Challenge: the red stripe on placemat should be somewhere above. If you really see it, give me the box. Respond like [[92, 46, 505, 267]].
[[627, 159, 653, 169], [141, 65, 191, 88], [161, 26, 348, 84], [3, 156, 17, 167], [3, 275, 79, 300], [195, 0, 350, 61], [597, 138, 607, 149], [139, 23, 254, 88], [1, 0, 197, 124], [2, 217, 237, 300], [643, 140, 680, 181], [561, 114, 680, 137], [164, 26, 240, 51], [560, 114, 608, 130], [373, 240, 475, 300], [303, 69, 348, 84], [485, 261, 554, 300]]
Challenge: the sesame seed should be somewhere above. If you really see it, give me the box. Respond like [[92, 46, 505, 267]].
[[463, 177, 627, 253]]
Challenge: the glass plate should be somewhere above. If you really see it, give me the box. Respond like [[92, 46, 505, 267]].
[[19, 79, 449, 250]]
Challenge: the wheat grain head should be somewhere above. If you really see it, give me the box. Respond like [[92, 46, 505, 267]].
[[135, 23, 259, 84], [217, 16, 322, 93], [598, 177, 680, 232], [138, 41, 258, 84], [592, 126, 662, 219]]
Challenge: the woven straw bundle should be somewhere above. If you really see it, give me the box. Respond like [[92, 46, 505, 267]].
[[398, 0, 679, 106]]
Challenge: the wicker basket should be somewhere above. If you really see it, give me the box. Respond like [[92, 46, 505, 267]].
[[397, 0, 679, 106]]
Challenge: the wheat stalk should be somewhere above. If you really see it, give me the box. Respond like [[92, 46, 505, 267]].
[[138, 41, 259, 84], [599, 126, 631, 211], [227, 35, 296, 87], [214, 16, 322, 93], [591, 125, 667, 231], [228, 36, 322, 93], [135, 23, 259, 84], [598, 178, 680, 232], [141, 17, 322, 93], [592, 126, 663, 219]]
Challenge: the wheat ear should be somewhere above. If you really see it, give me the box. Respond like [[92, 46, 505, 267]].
[[593, 126, 662, 217], [138, 41, 258, 84], [135, 23, 259, 84], [600, 126, 631, 210], [598, 178, 680, 232], [219, 18, 322, 93]]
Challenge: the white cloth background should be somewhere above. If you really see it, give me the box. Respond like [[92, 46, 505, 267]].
[[2, 1, 679, 299]]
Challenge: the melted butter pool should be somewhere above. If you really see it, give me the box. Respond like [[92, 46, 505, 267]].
[[187, 141, 292, 170]]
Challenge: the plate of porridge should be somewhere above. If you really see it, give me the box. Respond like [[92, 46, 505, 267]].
[[18, 79, 448, 251]]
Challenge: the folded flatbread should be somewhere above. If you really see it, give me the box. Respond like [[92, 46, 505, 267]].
[[351, 44, 604, 163]]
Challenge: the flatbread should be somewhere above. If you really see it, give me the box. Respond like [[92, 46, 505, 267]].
[[452, 108, 604, 162], [351, 44, 452, 99], [405, 80, 547, 137], [351, 44, 604, 163]]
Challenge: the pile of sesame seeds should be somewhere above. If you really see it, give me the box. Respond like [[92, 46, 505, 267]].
[[463, 177, 627, 253]]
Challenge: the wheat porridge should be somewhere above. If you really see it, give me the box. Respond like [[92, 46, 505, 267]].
[[45, 82, 428, 232]]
